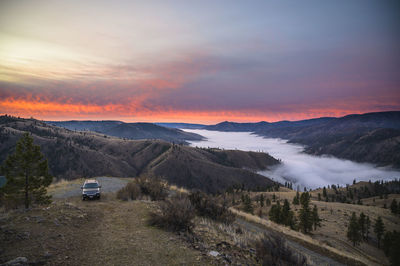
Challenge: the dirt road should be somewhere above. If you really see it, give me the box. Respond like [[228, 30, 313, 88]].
[[50, 177, 130, 199]]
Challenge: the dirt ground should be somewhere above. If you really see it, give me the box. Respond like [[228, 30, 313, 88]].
[[0, 194, 214, 265]]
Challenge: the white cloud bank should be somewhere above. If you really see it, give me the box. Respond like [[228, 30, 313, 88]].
[[185, 129, 400, 189]]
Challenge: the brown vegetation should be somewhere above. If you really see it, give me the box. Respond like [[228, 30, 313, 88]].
[[0, 116, 279, 193]]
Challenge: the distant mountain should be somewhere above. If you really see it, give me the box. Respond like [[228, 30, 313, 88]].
[[155, 123, 206, 129], [0, 116, 280, 193], [46, 120, 204, 144], [206, 111, 400, 168]]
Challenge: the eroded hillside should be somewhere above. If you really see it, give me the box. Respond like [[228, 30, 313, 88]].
[[0, 116, 279, 193]]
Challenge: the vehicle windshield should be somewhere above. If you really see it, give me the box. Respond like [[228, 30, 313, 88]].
[[84, 183, 99, 188]]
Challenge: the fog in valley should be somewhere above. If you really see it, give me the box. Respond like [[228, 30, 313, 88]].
[[185, 129, 400, 189]]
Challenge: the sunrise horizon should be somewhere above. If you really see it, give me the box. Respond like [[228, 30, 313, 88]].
[[1, 0, 399, 125]]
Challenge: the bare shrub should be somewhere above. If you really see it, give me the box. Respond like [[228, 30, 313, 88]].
[[255, 232, 307, 266], [136, 175, 168, 201], [148, 196, 194, 232], [189, 191, 235, 224], [116, 182, 141, 201]]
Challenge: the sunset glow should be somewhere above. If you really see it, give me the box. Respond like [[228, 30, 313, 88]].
[[1, 0, 399, 123]]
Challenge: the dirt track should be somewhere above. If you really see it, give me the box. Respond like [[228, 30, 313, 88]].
[[50, 177, 130, 199]]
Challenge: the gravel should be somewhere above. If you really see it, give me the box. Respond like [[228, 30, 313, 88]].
[[51, 177, 130, 199]]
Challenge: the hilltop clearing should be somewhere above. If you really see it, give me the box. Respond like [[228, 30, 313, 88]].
[[1, 178, 353, 266]]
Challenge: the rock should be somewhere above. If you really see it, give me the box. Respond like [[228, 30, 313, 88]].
[[208, 250, 220, 257], [54, 218, 60, 226], [44, 251, 52, 258], [2, 257, 28, 265], [16, 231, 30, 240]]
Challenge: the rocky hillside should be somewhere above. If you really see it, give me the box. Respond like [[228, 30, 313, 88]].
[[47, 120, 203, 144], [0, 116, 279, 193], [206, 111, 400, 168]]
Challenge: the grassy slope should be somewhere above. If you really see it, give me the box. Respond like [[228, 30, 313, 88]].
[[229, 187, 400, 266]]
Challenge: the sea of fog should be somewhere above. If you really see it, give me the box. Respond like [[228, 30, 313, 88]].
[[184, 129, 400, 189]]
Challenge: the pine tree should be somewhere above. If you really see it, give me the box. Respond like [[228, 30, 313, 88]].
[[390, 199, 398, 214], [243, 194, 253, 214], [365, 215, 371, 241], [312, 205, 321, 230], [323, 187, 327, 198], [358, 212, 366, 239], [281, 199, 295, 228], [374, 216, 385, 247], [299, 192, 313, 233], [1, 133, 52, 209], [269, 201, 282, 223], [293, 191, 300, 205], [347, 212, 361, 246], [266, 198, 271, 206], [260, 194, 265, 207]]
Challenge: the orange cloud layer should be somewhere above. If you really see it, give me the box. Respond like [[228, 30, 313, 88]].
[[1, 97, 393, 124]]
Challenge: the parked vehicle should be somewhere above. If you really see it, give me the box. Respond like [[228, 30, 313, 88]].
[[81, 179, 101, 200]]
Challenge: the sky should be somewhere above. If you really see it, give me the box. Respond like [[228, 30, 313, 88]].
[[0, 0, 399, 123]]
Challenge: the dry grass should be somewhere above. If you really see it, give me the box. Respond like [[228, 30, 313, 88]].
[[235, 188, 400, 265], [169, 184, 190, 194], [0, 194, 213, 265], [230, 207, 377, 266], [47, 178, 85, 194]]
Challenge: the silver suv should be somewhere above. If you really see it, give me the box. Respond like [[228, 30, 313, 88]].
[[81, 179, 101, 200]]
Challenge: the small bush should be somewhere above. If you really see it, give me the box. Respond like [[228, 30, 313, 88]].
[[136, 176, 168, 201], [116, 182, 141, 201], [255, 232, 307, 266], [148, 196, 194, 232], [189, 191, 235, 224]]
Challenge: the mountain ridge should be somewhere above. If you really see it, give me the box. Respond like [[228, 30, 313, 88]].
[[46, 120, 204, 144], [0, 116, 279, 193], [204, 111, 400, 168]]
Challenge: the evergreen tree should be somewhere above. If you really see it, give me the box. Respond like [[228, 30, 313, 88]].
[[318, 193, 321, 201], [1, 133, 52, 209], [293, 191, 300, 205], [365, 215, 371, 241], [347, 212, 361, 246], [243, 194, 254, 214], [358, 212, 366, 239], [260, 194, 265, 207], [272, 193, 276, 202], [322, 187, 327, 198], [299, 192, 313, 233], [269, 201, 282, 223], [266, 198, 271, 206], [312, 205, 321, 230], [374, 216, 385, 247], [383, 230, 400, 266], [281, 199, 295, 228], [390, 199, 398, 214]]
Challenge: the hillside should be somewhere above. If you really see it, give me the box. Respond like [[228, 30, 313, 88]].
[[47, 120, 204, 144], [155, 123, 206, 129], [0, 116, 279, 193], [205, 111, 400, 168], [228, 183, 400, 266]]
